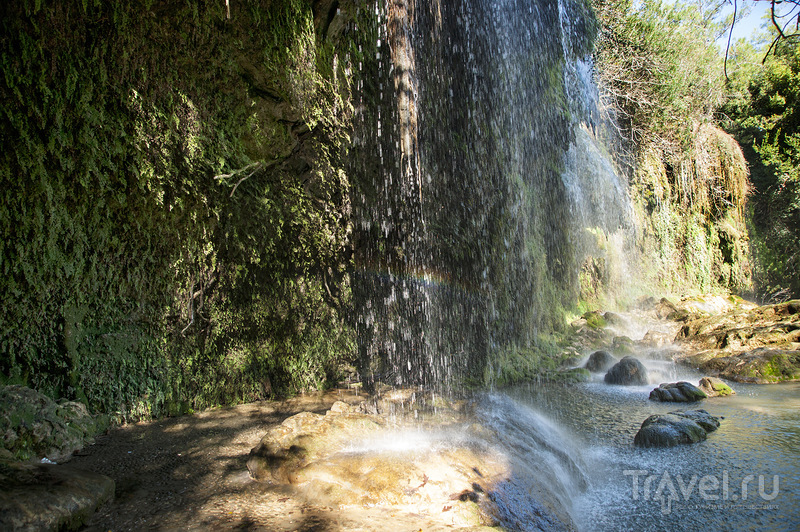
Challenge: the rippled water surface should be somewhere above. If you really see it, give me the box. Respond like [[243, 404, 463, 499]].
[[505, 367, 800, 531]]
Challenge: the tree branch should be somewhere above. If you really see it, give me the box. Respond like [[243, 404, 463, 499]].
[[214, 160, 279, 197]]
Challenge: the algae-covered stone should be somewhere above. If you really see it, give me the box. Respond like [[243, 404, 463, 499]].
[[698, 377, 735, 397], [0, 385, 106, 463], [582, 310, 607, 329]]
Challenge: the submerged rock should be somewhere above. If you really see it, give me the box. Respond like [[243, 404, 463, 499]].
[[0, 462, 114, 531], [604, 356, 648, 385], [584, 350, 616, 373], [634, 409, 721, 447], [649, 382, 707, 402], [698, 376, 735, 397]]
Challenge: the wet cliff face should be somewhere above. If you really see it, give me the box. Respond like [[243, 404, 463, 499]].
[[349, 0, 634, 389], [0, 0, 358, 415]]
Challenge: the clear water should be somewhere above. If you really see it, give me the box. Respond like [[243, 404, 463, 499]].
[[505, 376, 800, 530]]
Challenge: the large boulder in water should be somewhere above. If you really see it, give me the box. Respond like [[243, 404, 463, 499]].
[[604, 356, 648, 385], [634, 409, 720, 447], [584, 350, 616, 373], [698, 376, 735, 397], [649, 382, 707, 402]]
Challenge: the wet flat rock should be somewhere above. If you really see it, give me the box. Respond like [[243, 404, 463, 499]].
[[246, 398, 540, 529], [0, 461, 114, 531]]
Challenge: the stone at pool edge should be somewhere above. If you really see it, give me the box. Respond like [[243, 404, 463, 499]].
[[604, 356, 648, 385], [0, 461, 115, 531], [634, 409, 721, 448], [698, 376, 735, 397], [649, 381, 708, 402]]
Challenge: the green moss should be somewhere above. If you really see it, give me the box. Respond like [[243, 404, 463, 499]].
[[545, 367, 591, 383], [611, 336, 635, 356], [763, 354, 800, 382], [714, 382, 734, 396], [0, 0, 355, 419], [483, 332, 581, 387], [582, 311, 607, 329]]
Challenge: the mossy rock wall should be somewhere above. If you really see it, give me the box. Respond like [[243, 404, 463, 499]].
[[630, 123, 752, 297], [0, 0, 357, 419]]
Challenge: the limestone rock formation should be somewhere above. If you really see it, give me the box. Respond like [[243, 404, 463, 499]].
[[675, 300, 800, 383], [641, 329, 672, 348], [648, 382, 707, 402], [634, 409, 721, 447], [246, 398, 509, 528], [604, 356, 648, 385]]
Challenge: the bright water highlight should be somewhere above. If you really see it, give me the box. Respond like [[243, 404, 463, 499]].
[[506, 379, 800, 530]]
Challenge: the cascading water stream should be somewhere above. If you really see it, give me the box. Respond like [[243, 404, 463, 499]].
[[342, 5, 800, 530], [351, 0, 636, 390]]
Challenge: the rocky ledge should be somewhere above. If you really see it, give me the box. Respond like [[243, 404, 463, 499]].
[[673, 299, 800, 383], [247, 394, 504, 528], [0, 385, 114, 530]]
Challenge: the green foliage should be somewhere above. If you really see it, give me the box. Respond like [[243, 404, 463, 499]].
[[722, 37, 800, 299], [0, 0, 354, 420], [594, 0, 753, 297], [631, 136, 752, 296], [593, 0, 725, 152]]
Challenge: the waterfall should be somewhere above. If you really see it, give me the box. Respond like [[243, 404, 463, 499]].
[[350, 0, 636, 391]]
